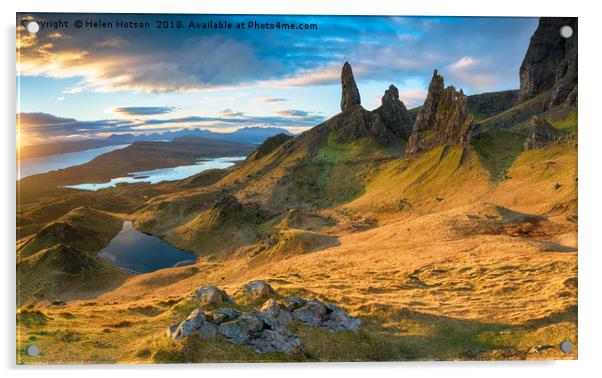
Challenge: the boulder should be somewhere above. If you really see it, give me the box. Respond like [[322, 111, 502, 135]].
[[218, 312, 264, 344], [292, 300, 327, 327], [340, 61, 361, 112], [195, 285, 234, 305], [247, 329, 302, 355], [260, 298, 293, 329], [288, 299, 361, 332], [321, 303, 361, 332], [198, 321, 218, 340], [243, 280, 276, 298], [281, 296, 306, 312], [166, 323, 178, 338], [170, 309, 207, 341], [209, 307, 241, 324]]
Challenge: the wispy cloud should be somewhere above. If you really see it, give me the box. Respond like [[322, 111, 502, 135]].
[[254, 97, 288, 103], [446, 56, 505, 91], [112, 106, 175, 117]]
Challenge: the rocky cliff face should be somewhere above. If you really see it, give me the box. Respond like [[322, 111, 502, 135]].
[[405, 70, 474, 155], [518, 17, 577, 107], [523, 116, 562, 150], [374, 85, 414, 140], [340, 61, 361, 112]]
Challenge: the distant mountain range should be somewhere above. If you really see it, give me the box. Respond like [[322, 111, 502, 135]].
[[20, 126, 294, 159]]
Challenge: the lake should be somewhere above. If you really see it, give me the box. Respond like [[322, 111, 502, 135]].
[[67, 156, 246, 191], [18, 144, 130, 179], [99, 221, 196, 274]]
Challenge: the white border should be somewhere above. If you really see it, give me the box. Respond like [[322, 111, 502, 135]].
[[2, 1, 601, 377]]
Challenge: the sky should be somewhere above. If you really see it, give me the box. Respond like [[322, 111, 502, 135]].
[[16, 13, 538, 146]]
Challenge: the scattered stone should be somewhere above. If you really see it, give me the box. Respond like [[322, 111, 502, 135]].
[[340, 61, 361, 112], [166, 323, 178, 338], [397, 198, 411, 210], [199, 321, 218, 340], [321, 303, 361, 332], [260, 298, 280, 318], [218, 312, 265, 344], [243, 280, 276, 298], [528, 344, 554, 353], [209, 307, 241, 324], [554, 182, 562, 190], [293, 300, 327, 327], [247, 329, 302, 355], [281, 297, 306, 312], [170, 309, 207, 341], [195, 285, 234, 305]]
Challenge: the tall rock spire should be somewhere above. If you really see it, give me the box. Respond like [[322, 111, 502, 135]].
[[340, 62, 361, 112], [406, 69, 474, 155]]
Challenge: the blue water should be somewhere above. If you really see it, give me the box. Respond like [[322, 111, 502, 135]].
[[18, 144, 130, 179], [67, 156, 246, 191], [99, 221, 196, 274]]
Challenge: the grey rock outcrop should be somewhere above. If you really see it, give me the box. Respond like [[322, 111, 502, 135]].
[[168, 288, 361, 354], [243, 280, 276, 298], [374, 84, 414, 139], [281, 297, 361, 332], [217, 312, 264, 344], [168, 308, 216, 341], [518, 17, 577, 107], [195, 285, 234, 305], [523, 116, 562, 150], [340, 61, 361, 112], [406, 70, 474, 155]]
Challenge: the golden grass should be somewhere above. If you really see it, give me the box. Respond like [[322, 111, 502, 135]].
[[17, 138, 578, 363]]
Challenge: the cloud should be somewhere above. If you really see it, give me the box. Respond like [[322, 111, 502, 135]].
[[17, 112, 130, 145], [112, 106, 175, 116], [398, 90, 428, 108], [254, 97, 287, 103], [274, 109, 310, 117], [17, 109, 325, 145], [220, 109, 245, 118], [17, 14, 537, 95], [95, 37, 130, 48], [446, 56, 506, 91]]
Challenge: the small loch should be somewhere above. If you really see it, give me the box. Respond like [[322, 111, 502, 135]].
[[99, 221, 196, 274]]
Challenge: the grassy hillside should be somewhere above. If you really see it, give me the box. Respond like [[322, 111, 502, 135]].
[[16, 98, 578, 363], [472, 130, 526, 181]]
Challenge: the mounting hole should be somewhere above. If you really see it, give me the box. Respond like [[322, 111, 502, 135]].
[[26, 21, 39, 34], [560, 25, 573, 39], [26, 344, 40, 357], [560, 340, 573, 353]]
